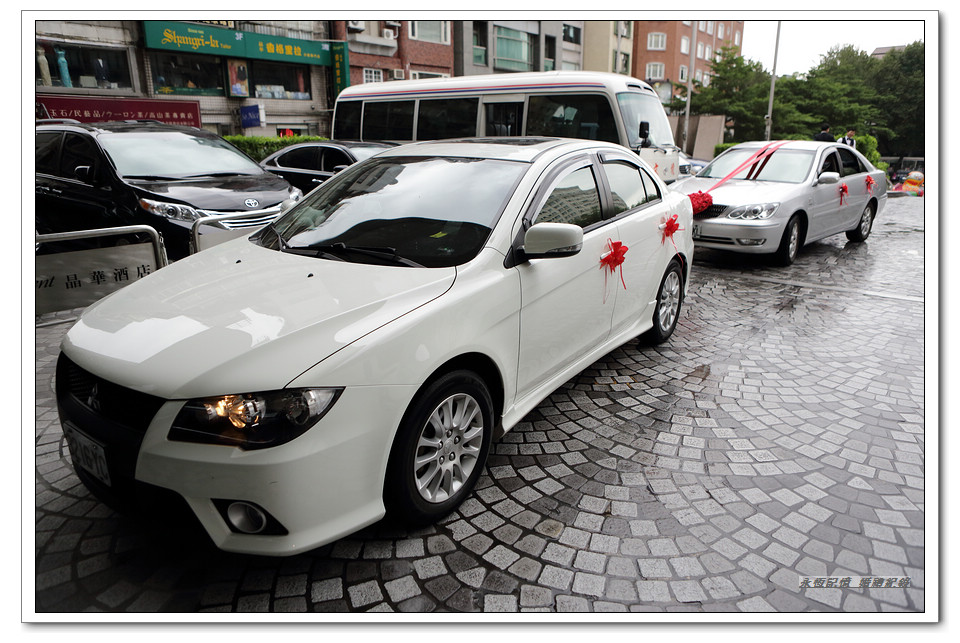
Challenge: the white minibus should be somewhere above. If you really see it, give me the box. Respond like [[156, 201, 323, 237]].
[[333, 71, 681, 183]]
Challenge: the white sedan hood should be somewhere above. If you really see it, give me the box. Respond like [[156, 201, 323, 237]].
[[62, 239, 456, 399], [673, 177, 803, 205]]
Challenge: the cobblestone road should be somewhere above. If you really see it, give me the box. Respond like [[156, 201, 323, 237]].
[[32, 196, 928, 616]]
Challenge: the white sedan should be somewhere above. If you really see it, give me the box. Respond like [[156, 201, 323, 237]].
[[56, 138, 694, 556], [672, 140, 887, 265]]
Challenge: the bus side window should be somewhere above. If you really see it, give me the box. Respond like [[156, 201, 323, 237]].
[[333, 101, 362, 139], [527, 94, 618, 144], [418, 98, 479, 140], [362, 101, 415, 140]]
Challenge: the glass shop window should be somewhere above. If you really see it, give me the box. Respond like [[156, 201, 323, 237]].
[[36, 41, 132, 90], [150, 52, 224, 96], [252, 62, 312, 100]]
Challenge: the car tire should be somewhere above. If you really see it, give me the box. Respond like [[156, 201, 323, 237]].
[[774, 215, 802, 266], [384, 370, 494, 526], [846, 202, 875, 242], [641, 259, 684, 344]]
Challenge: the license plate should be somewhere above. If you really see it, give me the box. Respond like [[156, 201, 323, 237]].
[[692, 224, 702, 239], [64, 423, 112, 486]]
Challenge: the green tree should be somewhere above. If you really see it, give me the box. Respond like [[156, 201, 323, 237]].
[[869, 41, 924, 156], [690, 46, 770, 141]]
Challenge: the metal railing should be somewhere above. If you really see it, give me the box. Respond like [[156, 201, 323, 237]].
[[36, 225, 168, 268]]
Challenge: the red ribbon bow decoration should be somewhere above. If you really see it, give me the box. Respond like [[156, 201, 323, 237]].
[[661, 214, 685, 251], [688, 191, 713, 215], [865, 176, 876, 193], [599, 239, 628, 301], [839, 183, 849, 205]]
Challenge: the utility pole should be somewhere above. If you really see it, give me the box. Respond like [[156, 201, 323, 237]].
[[683, 22, 697, 154], [764, 21, 781, 141]]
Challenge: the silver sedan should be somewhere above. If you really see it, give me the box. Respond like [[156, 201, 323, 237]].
[[672, 140, 888, 265]]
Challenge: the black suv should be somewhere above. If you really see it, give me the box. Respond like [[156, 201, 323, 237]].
[[36, 120, 302, 260]]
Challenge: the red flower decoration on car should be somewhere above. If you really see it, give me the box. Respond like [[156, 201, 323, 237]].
[[865, 176, 876, 193], [599, 239, 628, 300], [839, 183, 849, 205], [688, 191, 713, 215]]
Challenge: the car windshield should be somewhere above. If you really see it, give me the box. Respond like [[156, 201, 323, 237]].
[[98, 132, 264, 178], [254, 155, 528, 268], [617, 92, 675, 149], [698, 148, 815, 184]]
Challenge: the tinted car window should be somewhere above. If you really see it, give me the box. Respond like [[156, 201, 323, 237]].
[[36, 131, 62, 175], [60, 133, 100, 182], [819, 151, 841, 175], [334, 101, 362, 139], [263, 156, 528, 268], [534, 166, 602, 228], [527, 94, 618, 144], [363, 101, 415, 140], [837, 147, 865, 176], [277, 147, 319, 170], [321, 148, 352, 172], [604, 161, 650, 214], [417, 98, 479, 140], [639, 166, 661, 201]]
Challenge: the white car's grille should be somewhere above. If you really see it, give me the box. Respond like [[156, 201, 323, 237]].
[[197, 206, 282, 229]]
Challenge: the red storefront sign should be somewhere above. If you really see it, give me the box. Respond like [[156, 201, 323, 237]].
[[36, 95, 202, 127]]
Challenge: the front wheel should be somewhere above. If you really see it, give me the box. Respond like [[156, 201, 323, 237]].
[[384, 370, 494, 526], [846, 202, 875, 242], [642, 259, 684, 344], [774, 215, 802, 266]]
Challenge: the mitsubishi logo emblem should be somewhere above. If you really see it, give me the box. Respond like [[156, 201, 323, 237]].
[[244, 198, 260, 208], [86, 384, 101, 412]]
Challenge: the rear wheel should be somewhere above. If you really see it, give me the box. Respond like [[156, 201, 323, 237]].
[[384, 370, 494, 526], [641, 259, 683, 344], [774, 215, 802, 266], [846, 202, 875, 242]]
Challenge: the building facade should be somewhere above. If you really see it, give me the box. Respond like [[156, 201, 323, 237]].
[[330, 20, 454, 85], [581, 21, 634, 75], [631, 20, 743, 105], [35, 20, 343, 137], [452, 20, 583, 76]]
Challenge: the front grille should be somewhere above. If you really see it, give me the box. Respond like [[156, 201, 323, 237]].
[[56, 353, 166, 434], [198, 207, 283, 229], [694, 203, 729, 220]]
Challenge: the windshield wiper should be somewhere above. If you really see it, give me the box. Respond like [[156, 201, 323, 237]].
[[299, 242, 424, 267], [182, 172, 257, 178]]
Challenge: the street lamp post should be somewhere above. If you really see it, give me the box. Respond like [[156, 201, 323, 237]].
[[764, 21, 781, 141]]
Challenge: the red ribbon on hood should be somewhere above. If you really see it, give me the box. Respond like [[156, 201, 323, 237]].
[[687, 140, 792, 214]]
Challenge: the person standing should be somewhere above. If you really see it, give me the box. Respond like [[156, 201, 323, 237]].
[[837, 129, 856, 148], [814, 123, 833, 142]]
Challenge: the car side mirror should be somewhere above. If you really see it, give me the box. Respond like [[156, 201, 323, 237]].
[[638, 121, 651, 149], [73, 165, 93, 183], [521, 222, 583, 260], [817, 171, 840, 185]]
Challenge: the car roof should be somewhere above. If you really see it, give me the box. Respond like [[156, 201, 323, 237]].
[[35, 120, 214, 137], [373, 137, 621, 163]]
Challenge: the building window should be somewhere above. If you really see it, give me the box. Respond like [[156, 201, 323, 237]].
[[409, 21, 450, 44], [718, 23, 725, 40], [150, 52, 223, 96], [562, 24, 581, 45], [251, 61, 311, 99], [614, 21, 632, 38], [645, 62, 665, 80], [695, 69, 703, 83], [494, 26, 535, 72], [561, 60, 580, 70], [613, 51, 630, 75], [472, 22, 488, 65], [679, 65, 688, 82], [705, 45, 712, 60], [544, 35, 556, 71], [699, 21, 707, 32], [363, 68, 383, 83], [697, 42, 704, 59], [680, 36, 690, 55], [734, 30, 741, 46], [647, 33, 666, 51], [703, 74, 711, 87], [36, 40, 132, 90], [707, 21, 714, 35]]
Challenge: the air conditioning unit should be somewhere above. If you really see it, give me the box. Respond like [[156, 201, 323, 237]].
[[382, 28, 396, 40], [391, 69, 405, 80], [384, 21, 402, 28], [347, 21, 365, 31]]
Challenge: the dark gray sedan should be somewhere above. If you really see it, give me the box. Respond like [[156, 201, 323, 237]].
[[260, 140, 396, 193]]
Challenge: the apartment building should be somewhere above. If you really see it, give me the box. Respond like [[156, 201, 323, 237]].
[[582, 21, 634, 75], [452, 20, 584, 75]]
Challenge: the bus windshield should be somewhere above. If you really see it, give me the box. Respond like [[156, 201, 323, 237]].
[[617, 92, 675, 149]]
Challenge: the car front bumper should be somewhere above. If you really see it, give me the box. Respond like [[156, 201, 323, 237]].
[[691, 216, 786, 254]]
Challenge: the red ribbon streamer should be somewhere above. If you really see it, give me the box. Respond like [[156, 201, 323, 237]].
[[600, 239, 628, 302], [688, 140, 792, 214], [839, 183, 848, 205], [661, 214, 685, 251], [865, 176, 876, 193]]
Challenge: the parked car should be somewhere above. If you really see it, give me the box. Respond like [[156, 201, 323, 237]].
[[672, 140, 887, 265], [36, 120, 302, 260], [259, 140, 396, 194], [56, 137, 694, 555], [678, 151, 709, 176]]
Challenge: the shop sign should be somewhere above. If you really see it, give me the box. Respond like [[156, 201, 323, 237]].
[[331, 41, 351, 93], [36, 95, 201, 127], [144, 21, 334, 66]]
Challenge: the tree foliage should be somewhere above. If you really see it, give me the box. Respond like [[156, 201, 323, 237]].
[[688, 41, 924, 157]]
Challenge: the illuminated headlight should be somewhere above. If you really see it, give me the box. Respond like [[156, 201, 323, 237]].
[[169, 388, 343, 450], [139, 198, 202, 222], [727, 203, 779, 220]]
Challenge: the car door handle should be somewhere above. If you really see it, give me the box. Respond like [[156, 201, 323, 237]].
[[658, 222, 666, 230]]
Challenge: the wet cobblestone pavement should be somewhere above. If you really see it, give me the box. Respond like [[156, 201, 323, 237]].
[[32, 196, 928, 616]]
